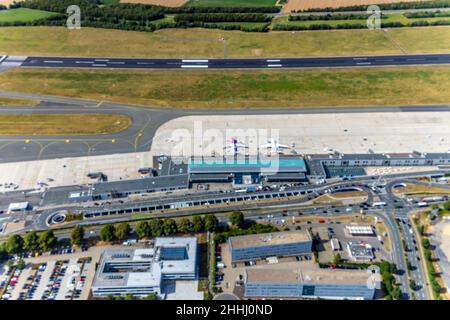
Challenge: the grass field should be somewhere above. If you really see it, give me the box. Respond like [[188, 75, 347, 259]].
[[0, 8, 57, 23], [1, 66, 450, 108], [185, 0, 277, 7], [0, 97, 39, 106], [0, 114, 132, 135], [1, 26, 449, 58], [394, 184, 450, 196]]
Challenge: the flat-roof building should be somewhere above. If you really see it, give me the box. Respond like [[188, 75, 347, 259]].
[[188, 156, 308, 183], [92, 237, 197, 298], [347, 241, 374, 262], [228, 231, 312, 263], [346, 225, 375, 236], [244, 263, 377, 300]]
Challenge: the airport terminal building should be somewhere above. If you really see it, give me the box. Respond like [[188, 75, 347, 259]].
[[91, 237, 197, 298], [244, 264, 377, 300], [188, 156, 308, 184], [228, 231, 312, 263]]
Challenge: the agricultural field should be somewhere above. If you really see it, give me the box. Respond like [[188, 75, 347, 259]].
[[0, 8, 57, 23], [274, 13, 450, 27], [0, 114, 132, 135], [1, 66, 450, 108], [120, 0, 188, 6], [185, 0, 277, 7], [283, 0, 434, 12]]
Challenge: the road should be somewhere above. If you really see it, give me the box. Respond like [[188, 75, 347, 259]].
[[13, 53, 450, 70]]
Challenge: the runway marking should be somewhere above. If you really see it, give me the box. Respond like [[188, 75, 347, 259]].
[[267, 59, 281, 62], [107, 62, 126, 65], [353, 57, 368, 60], [407, 58, 426, 61], [182, 59, 208, 63], [356, 62, 372, 65], [44, 60, 63, 63], [95, 59, 110, 62], [76, 61, 94, 64], [92, 64, 107, 67], [137, 62, 155, 65], [181, 65, 209, 68], [267, 64, 282, 67]]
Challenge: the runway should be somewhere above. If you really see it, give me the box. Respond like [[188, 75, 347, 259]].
[[16, 53, 450, 70]]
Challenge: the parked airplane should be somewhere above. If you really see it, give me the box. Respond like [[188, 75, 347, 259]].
[[260, 138, 290, 153], [224, 137, 247, 155]]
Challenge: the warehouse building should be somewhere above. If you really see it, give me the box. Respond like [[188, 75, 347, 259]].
[[91, 237, 197, 298], [228, 231, 312, 263], [90, 174, 189, 200], [244, 263, 377, 300]]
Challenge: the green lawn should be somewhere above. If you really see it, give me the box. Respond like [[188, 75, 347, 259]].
[[185, 0, 277, 7], [0, 8, 57, 23]]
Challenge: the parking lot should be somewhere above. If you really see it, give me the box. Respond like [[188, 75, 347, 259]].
[[1, 245, 115, 300]]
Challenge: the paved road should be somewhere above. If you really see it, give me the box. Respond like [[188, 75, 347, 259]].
[[16, 53, 450, 70], [0, 91, 449, 163]]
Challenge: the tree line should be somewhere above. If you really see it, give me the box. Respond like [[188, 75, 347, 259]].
[[404, 10, 450, 18], [297, 0, 450, 13], [288, 13, 387, 21], [174, 13, 272, 23]]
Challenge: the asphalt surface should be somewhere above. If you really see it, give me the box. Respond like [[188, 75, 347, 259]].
[[19, 53, 450, 70], [0, 91, 449, 163]]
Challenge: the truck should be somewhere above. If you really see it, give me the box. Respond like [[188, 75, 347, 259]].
[[417, 202, 428, 208], [372, 202, 387, 207]]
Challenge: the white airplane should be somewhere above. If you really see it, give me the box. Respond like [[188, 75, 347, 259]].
[[260, 138, 290, 153], [224, 137, 247, 155]]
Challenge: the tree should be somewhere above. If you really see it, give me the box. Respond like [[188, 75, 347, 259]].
[[100, 224, 117, 242], [444, 201, 450, 211], [16, 258, 26, 270], [115, 223, 131, 240], [71, 225, 85, 246], [192, 216, 204, 233], [136, 221, 151, 239], [205, 215, 218, 232], [162, 219, 177, 236], [124, 293, 135, 300], [230, 211, 244, 228], [39, 231, 57, 251], [149, 219, 163, 237], [6, 234, 24, 254], [24, 231, 40, 252], [178, 218, 192, 233], [391, 287, 401, 300], [146, 293, 157, 300], [410, 279, 417, 291], [333, 253, 342, 265]]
